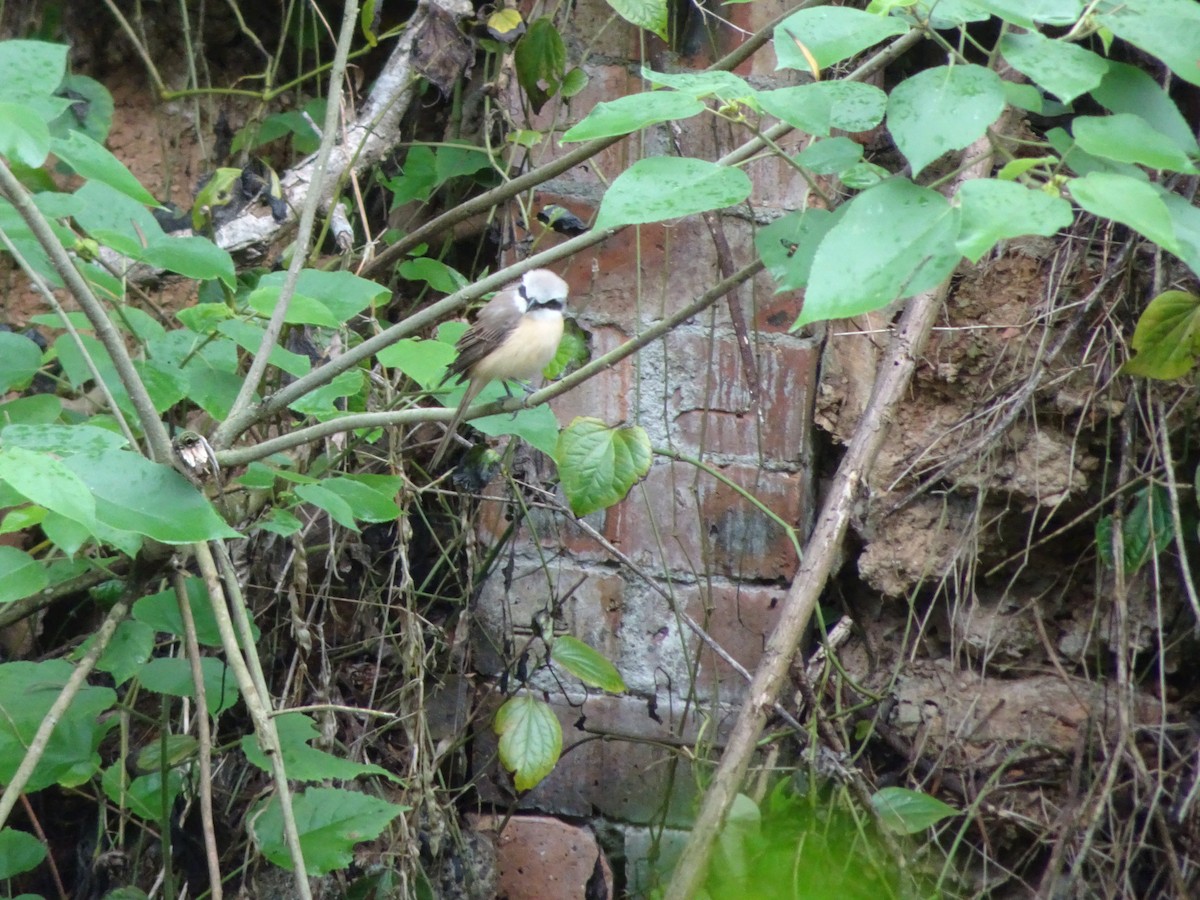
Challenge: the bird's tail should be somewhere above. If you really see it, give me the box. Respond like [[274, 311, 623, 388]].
[[429, 377, 485, 468]]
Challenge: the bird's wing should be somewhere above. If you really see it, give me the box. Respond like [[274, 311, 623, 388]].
[[445, 286, 520, 381]]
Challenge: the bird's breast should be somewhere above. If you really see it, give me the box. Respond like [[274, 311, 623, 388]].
[[473, 311, 565, 382]]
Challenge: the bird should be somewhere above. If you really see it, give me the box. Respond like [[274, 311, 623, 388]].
[[429, 268, 569, 467]]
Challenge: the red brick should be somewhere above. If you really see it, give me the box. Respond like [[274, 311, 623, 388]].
[[468, 814, 613, 900], [549, 324, 633, 427], [602, 460, 806, 581], [682, 582, 786, 694], [666, 331, 816, 461]]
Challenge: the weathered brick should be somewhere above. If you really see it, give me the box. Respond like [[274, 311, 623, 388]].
[[602, 460, 806, 581], [472, 563, 626, 677], [665, 330, 816, 462], [468, 814, 613, 900], [681, 581, 786, 695], [473, 691, 733, 824]]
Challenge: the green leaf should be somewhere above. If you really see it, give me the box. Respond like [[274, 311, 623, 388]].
[[134, 358, 188, 413], [139, 657, 239, 715], [593, 157, 751, 230], [887, 64, 1006, 176], [0, 446, 97, 532], [913, 0, 990, 28], [90, 619, 155, 687], [0, 102, 51, 167], [0, 547, 48, 604], [0, 506, 45, 536], [756, 82, 887, 137], [52, 72, 115, 143], [0, 394, 62, 426], [470, 402, 562, 458], [376, 337, 455, 387], [1048, 127, 1146, 179], [136, 734, 198, 773], [560, 92, 705, 142], [61, 449, 241, 543], [1096, 486, 1173, 573], [562, 67, 589, 99], [1159, 190, 1200, 279], [555, 417, 652, 517], [998, 30, 1108, 103], [241, 713, 399, 783], [550, 636, 627, 693], [494, 694, 563, 790], [73, 180, 165, 251], [871, 787, 957, 834], [1092, 62, 1199, 155], [177, 302, 234, 333], [1096, 0, 1200, 88], [954, 179, 1073, 262], [134, 577, 258, 646], [0, 827, 46, 879], [142, 235, 236, 287], [102, 763, 184, 821], [1068, 172, 1181, 256], [0, 40, 68, 110], [795, 137, 863, 175], [260, 506, 303, 536], [605, 0, 668, 41], [398, 256, 469, 293], [286, 369, 364, 417], [435, 144, 494, 184], [977, 0, 1084, 27], [774, 7, 908, 72], [246, 286, 339, 327], [800, 179, 960, 328], [1119, 290, 1200, 379], [1073, 114, 1197, 173], [252, 787, 407, 875], [515, 18, 566, 113], [0, 331, 43, 392], [642, 68, 753, 100], [218, 320, 312, 377], [755, 208, 838, 292], [0, 659, 116, 791], [294, 482, 360, 531], [316, 477, 400, 523], [254, 269, 388, 322], [50, 130, 158, 205]]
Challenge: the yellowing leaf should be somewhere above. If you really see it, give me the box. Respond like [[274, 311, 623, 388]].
[[1120, 290, 1200, 379]]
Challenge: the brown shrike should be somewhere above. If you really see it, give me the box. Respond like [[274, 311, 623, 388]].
[[429, 269, 569, 467]]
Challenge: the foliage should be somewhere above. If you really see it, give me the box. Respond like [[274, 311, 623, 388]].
[[0, 0, 1198, 892], [670, 781, 952, 899]]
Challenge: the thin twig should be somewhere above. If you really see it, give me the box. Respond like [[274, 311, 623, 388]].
[[1154, 399, 1200, 630], [225, 0, 363, 426], [172, 568, 223, 900], [192, 540, 312, 897]]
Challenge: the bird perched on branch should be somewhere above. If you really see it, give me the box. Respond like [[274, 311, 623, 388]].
[[429, 269, 569, 467]]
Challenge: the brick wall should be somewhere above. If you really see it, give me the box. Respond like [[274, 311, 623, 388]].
[[471, 1, 819, 891]]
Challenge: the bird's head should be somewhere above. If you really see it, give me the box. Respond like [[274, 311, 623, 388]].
[[517, 269, 569, 312]]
